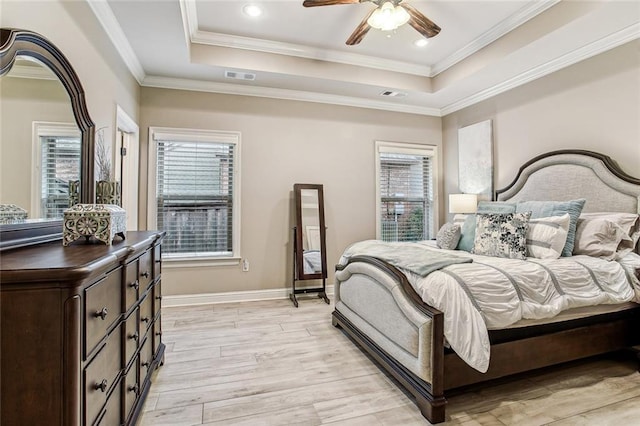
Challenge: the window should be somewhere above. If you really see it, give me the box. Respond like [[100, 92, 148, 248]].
[[375, 141, 438, 242], [32, 122, 81, 219], [148, 128, 240, 261]]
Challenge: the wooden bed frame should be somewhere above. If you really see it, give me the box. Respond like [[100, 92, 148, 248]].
[[332, 150, 640, 423]]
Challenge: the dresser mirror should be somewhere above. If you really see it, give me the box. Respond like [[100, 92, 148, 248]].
[[0, 28, 95, 250], [291, 183, 329, 307]]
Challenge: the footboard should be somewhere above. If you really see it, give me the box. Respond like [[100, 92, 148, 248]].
[[333, 256, 446, 423]]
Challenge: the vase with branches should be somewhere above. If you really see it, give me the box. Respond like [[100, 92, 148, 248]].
[[95, 127, 121, 205]]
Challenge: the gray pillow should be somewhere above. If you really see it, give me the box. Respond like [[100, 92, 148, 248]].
[[516, 199, 586, 257], [436, 223, 461, 250], [472, 212, 531, 260]]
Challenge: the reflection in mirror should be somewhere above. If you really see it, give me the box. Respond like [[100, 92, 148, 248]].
[[0, 28, 95, 251], [291, 183, 329, 307], [0, 57, 80, 221]]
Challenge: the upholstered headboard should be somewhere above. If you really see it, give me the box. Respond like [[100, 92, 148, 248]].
[[496, 150, 640, 215]]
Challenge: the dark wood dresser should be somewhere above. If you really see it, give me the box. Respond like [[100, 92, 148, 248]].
[[0, 231, 165, 425]]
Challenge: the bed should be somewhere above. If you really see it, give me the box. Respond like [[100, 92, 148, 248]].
[[332, 150, 640, 424]]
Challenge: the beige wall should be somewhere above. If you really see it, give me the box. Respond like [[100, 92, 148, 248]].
[[1, 0, 141, 174], [442, 40, 640, 221], [139, 88, 442, 295]]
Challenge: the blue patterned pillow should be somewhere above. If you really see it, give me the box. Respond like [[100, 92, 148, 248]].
[[455, 203, 517, 252], [471, 212, 531, 260], [516, 199, 585, 257]]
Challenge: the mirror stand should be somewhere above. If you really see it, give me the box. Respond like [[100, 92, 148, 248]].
[[290, 183, 330, 307], [290, 226, 330, 307]]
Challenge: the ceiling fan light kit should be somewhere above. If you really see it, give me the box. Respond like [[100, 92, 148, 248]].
[[302, 0, 441, 46], [367, 1, 410, 31]]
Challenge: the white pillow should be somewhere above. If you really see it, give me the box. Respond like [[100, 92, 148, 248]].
[[576, 213, 640, 259], [573, 216, 634, 260], [526, 213, 570, 259]]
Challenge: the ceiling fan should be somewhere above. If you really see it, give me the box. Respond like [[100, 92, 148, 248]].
[[302, 0, 441, 46]]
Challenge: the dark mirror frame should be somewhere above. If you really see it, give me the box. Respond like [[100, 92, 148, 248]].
[[293, 183, 328, 281], [0, 28, 95, 250]]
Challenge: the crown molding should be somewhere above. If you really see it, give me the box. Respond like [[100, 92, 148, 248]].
[[142, 75, 441, 116], [86, 0, 146, 84], [441, 23, 640, 116], [430, 0, 560, 76], [181, 0, 431, 77]]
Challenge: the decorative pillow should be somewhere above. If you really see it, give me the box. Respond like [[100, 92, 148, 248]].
[[436, 223, 461, 250], [454, 214, 476, 252], [477, 201, 516, 214], [515, 199, 586, 257], [454, 202, 518, 252], [471, 212, 531, 260], [573, 216, 633, 260], [526, 213, 570, 259]]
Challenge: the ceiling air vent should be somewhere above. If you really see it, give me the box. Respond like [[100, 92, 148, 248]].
[[380, 90, 407, 98], [225, 70, 256, 81]]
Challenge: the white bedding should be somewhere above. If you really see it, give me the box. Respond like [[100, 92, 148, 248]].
[[341, 241, 640, 373]]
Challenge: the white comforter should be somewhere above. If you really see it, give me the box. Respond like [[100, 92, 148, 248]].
[[342, 241, 640, 373]]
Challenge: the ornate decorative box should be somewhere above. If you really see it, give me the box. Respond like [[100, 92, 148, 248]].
[[0, 204, 28, 224], [63, 204, 126, 246]]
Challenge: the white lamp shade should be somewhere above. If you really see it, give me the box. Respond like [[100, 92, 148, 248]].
[[449, 194, 478, 214]]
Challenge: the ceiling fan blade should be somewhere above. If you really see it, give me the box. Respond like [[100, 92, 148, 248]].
[[303, 0, 362, 7], [345, 8, 375, 45], [401, 3, 441, 38]]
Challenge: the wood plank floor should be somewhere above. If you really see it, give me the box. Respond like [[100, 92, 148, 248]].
[[139, 297, 640, 425]]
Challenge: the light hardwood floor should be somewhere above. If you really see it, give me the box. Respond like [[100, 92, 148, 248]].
[[139, 297, 640, 425]]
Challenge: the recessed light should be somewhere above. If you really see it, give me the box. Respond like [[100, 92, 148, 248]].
[[414, 38, 429, 48], [242, 4, 262, 18]]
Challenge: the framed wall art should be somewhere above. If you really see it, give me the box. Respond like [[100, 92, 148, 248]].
[[458, 120, 493, 201]]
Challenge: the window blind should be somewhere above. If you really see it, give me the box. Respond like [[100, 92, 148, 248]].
[[155, 138, 235, 256], [40, 136, 81, 218], [378, 148, 434, 242]]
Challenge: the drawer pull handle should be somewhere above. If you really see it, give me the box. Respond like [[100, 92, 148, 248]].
[[141, 317, 150, 323], [95, 379, 108, 393], [155, 295, 162, 301], [129, 280, 139, 290], [141, 271, 150, 279], [129, 331, 139, 341], [128, 383, 139, 394], [155, 331, 162, 337], [142, 360, 150, 368], [94, 307, 108, 320]]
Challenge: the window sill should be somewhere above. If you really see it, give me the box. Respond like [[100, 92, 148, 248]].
[[162, 256, 241, 269]]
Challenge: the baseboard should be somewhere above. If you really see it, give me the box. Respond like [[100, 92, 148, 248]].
[[162, 284, 335, 307]]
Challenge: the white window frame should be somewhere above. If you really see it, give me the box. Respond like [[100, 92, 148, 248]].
[[375, 140, 439, 240], [31, 121, 81, 217], [148, 127, 241, 266]]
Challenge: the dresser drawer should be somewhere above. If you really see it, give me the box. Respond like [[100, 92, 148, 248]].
[[139, 335, 154, 379], [98, 383, 122, 426], [153, 244, 162, 277], [85, 267, 123, 357], [124, 309, 139, 368], [153, 316, 162, 357], [153, 280, 162, 319], [140, 292, 153, 333], [123, 260, 139, 313], [138, 251, 153, 294], [124, 358, 140, 422], [84, 327, 122, 426]]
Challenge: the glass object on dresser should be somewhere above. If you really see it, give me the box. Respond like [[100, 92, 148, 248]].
[[291, 183, 330, 307]]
